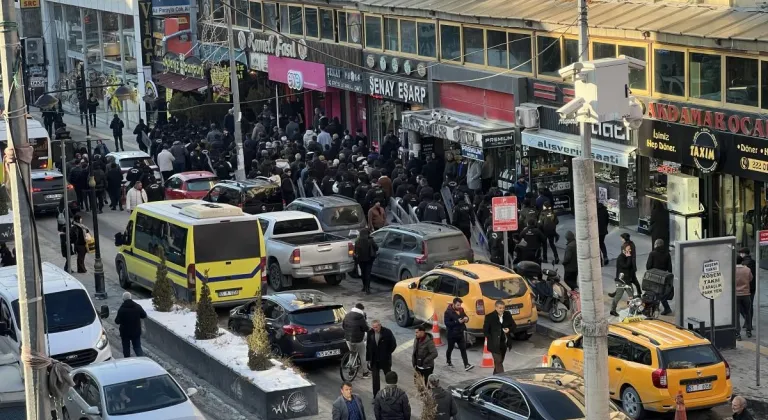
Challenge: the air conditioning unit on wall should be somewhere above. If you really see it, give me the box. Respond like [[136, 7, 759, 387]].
[[515, 106, 539, 129]]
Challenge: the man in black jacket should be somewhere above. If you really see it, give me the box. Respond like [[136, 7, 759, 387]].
[[106, 162, 123, 210], [342, 303, 370, 378], [646, 239, 674, 315], [483, 300, 516, 374], [597, 201, 610, 265], [366, 320, 397, 397], [373, 371, 411, 420], [444, 298, 473, 371], [428, 377, 457, 420], [562, 231, 578, 290], [115, 292, 147, 357]]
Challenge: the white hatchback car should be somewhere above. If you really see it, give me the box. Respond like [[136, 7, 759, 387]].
[[62, 358, 204, 420]]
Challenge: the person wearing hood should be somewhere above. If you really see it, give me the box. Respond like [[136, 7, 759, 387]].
[[373, 371, 411, 420], [412, 325, 438, 382], [332, 382, 367, 420], [428, 377, 457, 420], [115, 292, 147, 357], [646, 239, 673, 315], [342, 303, 370, 378], [562, 231, 578, 290]]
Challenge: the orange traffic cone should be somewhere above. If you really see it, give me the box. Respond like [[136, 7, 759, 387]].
[[431, 312, 444, 347], [540, 355, 549, 367], [481, 338, 494, 368], [674, 391, 687, 420]]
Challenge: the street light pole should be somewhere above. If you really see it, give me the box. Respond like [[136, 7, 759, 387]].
[[79, 63, 107, 300], [225, 0, 246, 181]]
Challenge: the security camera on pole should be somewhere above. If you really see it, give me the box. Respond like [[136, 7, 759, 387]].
[[555, 22, 646, 418]]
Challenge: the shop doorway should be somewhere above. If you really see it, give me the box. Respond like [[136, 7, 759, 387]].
[[718, 175, 763, 249]]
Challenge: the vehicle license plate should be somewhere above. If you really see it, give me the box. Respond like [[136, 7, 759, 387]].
[[315, 264, 334, 272], [316, 349, 341, 357], [217, 289, 240, 297], [45, 194, 62, 200], [508, 308, 520, 315], [686, 383, 712, 393]]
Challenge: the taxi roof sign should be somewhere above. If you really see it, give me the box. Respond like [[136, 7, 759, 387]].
[[453, 260, 469, 266], [621, 316, 645, 324]]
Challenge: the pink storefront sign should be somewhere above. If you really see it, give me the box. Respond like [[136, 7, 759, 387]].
[[268, 56, 327, 92]]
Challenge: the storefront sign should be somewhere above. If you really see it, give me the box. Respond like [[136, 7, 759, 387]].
[[542, 106, 631, 144], [161, 53, 204, 78], [366, 73, 428, 105], [521, 130, 633, 167], [249, 52, 268, 72], [20, 0, 39, 8], [402, 113, 515, 150], [152, 0, 190, 15], [721, 129, 768, 183], [460, 144, 484, 161], [553, 195, 572, 212], [326, 67, 364, 93], [217, 60, 247, 81], [690, 128, 719, 173], [138, 0, 154, 66], [268, 56, 326, 92], [245, 33, 308, 60], [483, 133, 515, 148], [647, 100, 768, 140]]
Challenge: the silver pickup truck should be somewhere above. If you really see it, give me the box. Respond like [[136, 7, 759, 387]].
[[257, 211, 355, 291]]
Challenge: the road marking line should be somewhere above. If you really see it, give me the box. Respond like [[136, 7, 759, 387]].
[[392, 340, 414, 355]]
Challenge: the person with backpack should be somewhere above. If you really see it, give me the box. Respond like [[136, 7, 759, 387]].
[[646, 239, 673, 315], [537, 202, 559, 264], [519, 199, 538, 231]]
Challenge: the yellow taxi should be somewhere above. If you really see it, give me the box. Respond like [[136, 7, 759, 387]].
[[546, 318, 732, 419], [391, 260, 537, 341]]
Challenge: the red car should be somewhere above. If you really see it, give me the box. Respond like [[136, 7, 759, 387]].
[[164, 171, 219, 199]]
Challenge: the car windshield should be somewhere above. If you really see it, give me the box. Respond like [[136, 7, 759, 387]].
[[194, 221, 262, 263], [662, 345, 722, 369], [12, 289, 96, 333], [322, 205, 364, 227], [479, 278, 527, 299], [186, 178, 218, 191], [119, 157, 155, 169], [289, 306, 346, 326], [104, 374, 187, 415]]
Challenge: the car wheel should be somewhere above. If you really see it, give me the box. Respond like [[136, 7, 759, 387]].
[[572, 312, 583, 335], [393, 296, 413, 327], [324, 274, 343, 285], [621, 386, 646, 419], [228, 319, 236, 331], [550, 356, 565, 369], [117, 261, 132, 289], [271, 344, 283, 357], [399, 270, 412, 281], [268, 262, 286, 292], [514, 332, 533, 341]]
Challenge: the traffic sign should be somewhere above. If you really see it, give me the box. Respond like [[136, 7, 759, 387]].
[[759, 230, 768, 245], [698, 260, 723, 300], [492, 196, 518, 232]]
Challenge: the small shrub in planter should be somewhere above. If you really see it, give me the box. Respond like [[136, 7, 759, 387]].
[[247, 296, 272, 371], [414, 372, 437, 420], [152, 247, 174, 312], [194, 273, 218, 340]]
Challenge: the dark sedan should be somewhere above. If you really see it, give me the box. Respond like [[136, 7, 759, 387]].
[[31, 170, 76, 213], [449, 368, 631, 420], [228, 289, 349, 362]]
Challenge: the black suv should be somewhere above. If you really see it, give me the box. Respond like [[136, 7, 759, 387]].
[[203, 178, 284, 214]]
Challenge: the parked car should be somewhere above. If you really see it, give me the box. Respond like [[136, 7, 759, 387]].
[[30, 169, 76, 213], [62, 358, 204, 420], [203, 178, 283, 214], [285, 195, 367, 239], [370, 222, 473, 282], [449, 368, 631, 420], [106, 151, 162, 183], [164, 171, 218, 200], [228, 289, 349, 362], [256, 211, 355, 291]]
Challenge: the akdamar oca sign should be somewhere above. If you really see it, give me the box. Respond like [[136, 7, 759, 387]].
[[162, 53, 205, 79]]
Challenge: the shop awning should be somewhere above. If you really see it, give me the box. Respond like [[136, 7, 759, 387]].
[[521, 129, 636, 168], [153, 73, 207, 92], [402, 109, 516, 149]]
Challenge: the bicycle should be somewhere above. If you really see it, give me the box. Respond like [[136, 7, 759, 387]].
[[571, 284, 645, 334], [340, 349, 362, 381]]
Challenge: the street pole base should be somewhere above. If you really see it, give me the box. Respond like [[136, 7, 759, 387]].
[[94, 291, 108, 300]]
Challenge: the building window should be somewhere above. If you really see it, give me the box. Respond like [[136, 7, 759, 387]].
[[417, 22, 436, 57], [463, 27, 484, 65], [384, 18, 398, 51], [593, 42, 615, 60], [726, 56, 757, 107], [211, 0, 224, 19], [689, 52, 721, 101], [619, 45, 647, 91], [234, 0, 249, 26], [305, 7, 318, 38], [537, 36, 561, 77], [487, 29, 507, 68], [564, 39, 579, 66], [279, 5, 288, 32], [348, 12, 362, 44], [440, 24, 461, 62], [319, 8, 334, 40], [249, 1, 262, 30], [654, 49, 684, 96], [509, 33, 532, 73], [263, 2, 278, 31], [289, 6, 303, 35], [400, 20, 417, 54], [337, 11, 347, 42], [365, 15, 382, 49], [762, 61, 768, 109]]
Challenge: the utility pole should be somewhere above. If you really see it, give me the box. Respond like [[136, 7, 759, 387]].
[[225, 0, 245, 181], [573, 0, 610, 419], [0, 6, 51, 420]]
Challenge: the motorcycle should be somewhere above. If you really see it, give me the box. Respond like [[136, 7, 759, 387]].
[[514, 261, 569, 322]]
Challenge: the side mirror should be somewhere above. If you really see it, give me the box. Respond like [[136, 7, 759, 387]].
[[99, 305, 109, 319], [566, 340, 575, 348], [114, 233, 124, 246], [83, 406, 100, 416], [186, 388, 198, 397], [0, 321, 8, 337], [461, 389, 471, 400], [407, 282, 417, 290]]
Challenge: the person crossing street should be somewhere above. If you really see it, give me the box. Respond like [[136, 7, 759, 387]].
[[366, 320, 396, 397], [343, 303, 370, 379], [444, 298, 473, 371]]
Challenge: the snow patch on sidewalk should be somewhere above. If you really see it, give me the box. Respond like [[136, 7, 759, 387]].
[[136, 300, 311, 392]]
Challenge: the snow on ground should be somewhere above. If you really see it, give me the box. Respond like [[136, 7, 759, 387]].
[[136, 300, 312, 392]]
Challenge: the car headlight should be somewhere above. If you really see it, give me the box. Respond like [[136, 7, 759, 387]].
[[96, 330, 108, 350]]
